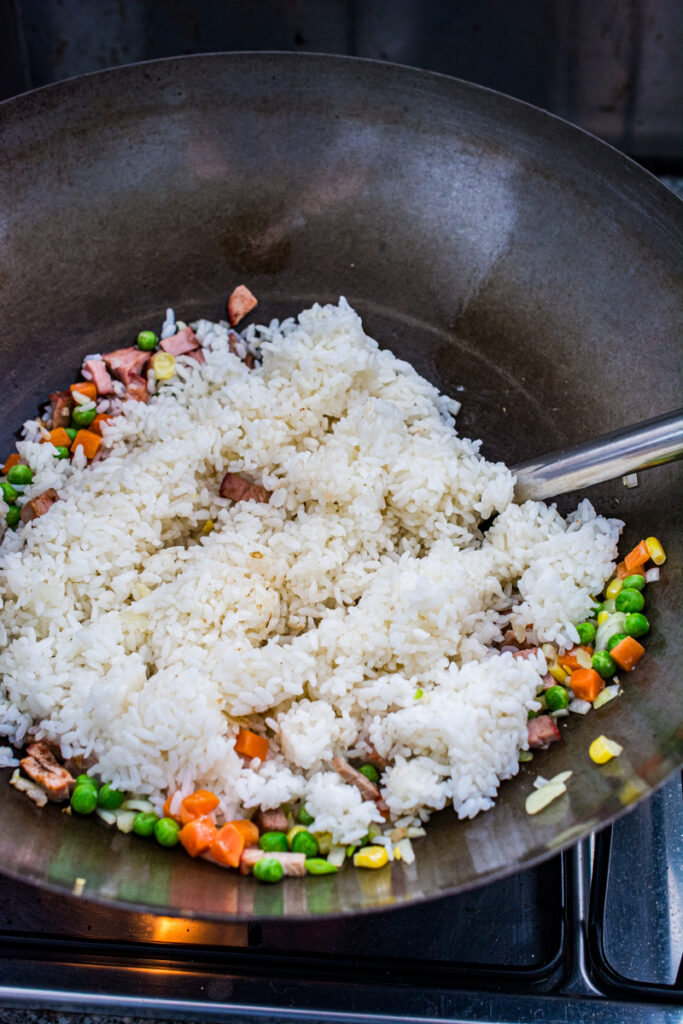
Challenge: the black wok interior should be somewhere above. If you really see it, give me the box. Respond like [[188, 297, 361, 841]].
[[0, 53, 680, 919]]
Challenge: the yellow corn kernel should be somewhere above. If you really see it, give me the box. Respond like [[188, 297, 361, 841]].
[[393, 846, 402, 861], [313, 831, 333, 854], [201, 519, 214, 534], [353, 845, 389, 869], [605, 578, 623, 600], [597, 610, 609, 626], [645, 536, 666, 565], [548, 662, 568, 684], [152, 352, 175, 380], [589, 735, 623, 765], [286, 825, 307, 849]]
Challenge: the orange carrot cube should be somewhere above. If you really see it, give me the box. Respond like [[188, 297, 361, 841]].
[[569, 668, 605, 703], [2, 453, 21, 475], [180, 789, 220, 822], [179, 816, 218, 857], [70, 381, 97, 401], [209, 823, 246, 868], [227, 819, 260, 847], [90, 414, 112, 437], [624, 540, 650, 573], [610, 636, 645, 672], [234, 728, 269, 762], [46, 427, 72, 449], [72, 430, 102, 460]]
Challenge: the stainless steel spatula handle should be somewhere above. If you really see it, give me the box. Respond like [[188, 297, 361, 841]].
[[512, 408, 683, 502]]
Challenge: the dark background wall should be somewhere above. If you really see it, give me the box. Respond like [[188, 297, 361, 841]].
[[2, 0, 682, 164]]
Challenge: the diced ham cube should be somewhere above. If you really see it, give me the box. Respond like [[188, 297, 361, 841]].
[[160, 327, 199, 357], [331, 757, 381, 801], [219, 473, 271, 504], [227, 285, 258, 327], [49, 390, 74, 429], [253, 807, 289, 834], [124, 373, 148, 403], [84, 359, 114, 396], [239, 848, 306, 877], [527, 715, 561, 749], [20, 488, 60, 524], [20, 741, 73, 801], [103, 346, 151, 386]]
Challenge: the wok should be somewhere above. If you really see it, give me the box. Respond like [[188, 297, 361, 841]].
[[0, 53, 680, 920]]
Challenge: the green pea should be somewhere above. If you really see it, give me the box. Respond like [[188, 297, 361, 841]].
[[298, 805, 314, 827], [527, 709, 537, 720], [98, 782, 125, 810], [154, 817, 180, 846], [7, 464, 32, 486], [545, 685, 569, 712], [75, 774, 98, 790], [133, 811, 159, 837], [70, 785, 98, 815], [358, 763, 379, 784], [592, 650, 617, 678], [0, 481, 17, 503], [305, 858, 338, 875], [137, 330, 158, 351], [53, 445, 70, 460], [625, 612, 649, 638], [606, 632, 629, 652], [71, 406, 96, 428], [622, 574, 645, 592], [258, 830, 288, 852], [576, 621, 596, 645], [253, 856, 284, 883], [615, 588, 645, 614], [291, 830, 318, 857], [5, 506, 21, 529], [65, 427, 78, 442]]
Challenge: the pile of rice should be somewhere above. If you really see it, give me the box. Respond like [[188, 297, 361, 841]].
[[0, 300, 621, 842]]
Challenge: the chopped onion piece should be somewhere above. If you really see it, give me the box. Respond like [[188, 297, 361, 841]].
[[622, 473, 638, 488], [551, 708, 570, 718], [115, 810, 138, 833], [525, 782, 567, 815], [569, 698, 592, 715], [533, 775, 550, 789], [406, 826, 426, 839], [541, 643, 556, 659], [592, 684, 620, 710], [645, 567, 660, 583], [396, 838, 415, 864], [327, 846, 346, 868], [122, 798, 154, 813], [548, 770, 573, 786], [576, 649, 593, 670], [96, 808, 116, 826]]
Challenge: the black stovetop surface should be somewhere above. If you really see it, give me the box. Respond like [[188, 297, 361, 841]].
[[0, 773, 680, 1023]]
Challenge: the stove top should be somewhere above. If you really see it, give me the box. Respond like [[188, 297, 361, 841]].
[[0, 773, 680, 1023]]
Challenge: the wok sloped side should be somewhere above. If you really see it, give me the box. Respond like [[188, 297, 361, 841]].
[[0, 53, 680, 919]]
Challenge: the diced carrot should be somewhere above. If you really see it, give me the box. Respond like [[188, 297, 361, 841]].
[[45, 427, 72, 449], [70, 381, 97, 401], [616, 560, 646, 579], [2, 453, 21, 475], [227, 818, 260, 847], [209, 823, 246, 868], [180, 789, 220, 822], [570, 668, 605, 703], [624, 540, 650, 573], [558, 645, 594, 670], [178, 816, 218, 858], [234, 728, 269, 762], [610, 636, 645, 672], [72, 429, 102, 460], [89, 414, 112, 437]]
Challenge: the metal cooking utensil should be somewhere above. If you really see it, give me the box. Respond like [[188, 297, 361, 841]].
[[513, 408, 683, 501]]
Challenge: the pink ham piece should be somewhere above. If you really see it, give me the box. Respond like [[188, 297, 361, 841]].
[[20, 488, 60, 524], [20, 741, 73, 801], [527, 715, 561, 749], [253, 807, 289, 833], [160, 327, 199, 357], [331, 757, 381, 801], [219, 473, 271, 504], [83, 358, 114, 395], [184, 348, 205, 365], [103, 346, 150, 386], [227, 285, 258, 327], [124, 373, 148, 403], [239, 848, 306, 877], [49, 389, 74, 429], [513, 647, 540, 660]]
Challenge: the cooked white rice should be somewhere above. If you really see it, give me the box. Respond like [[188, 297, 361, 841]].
[[0, 299, 621, 841]]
